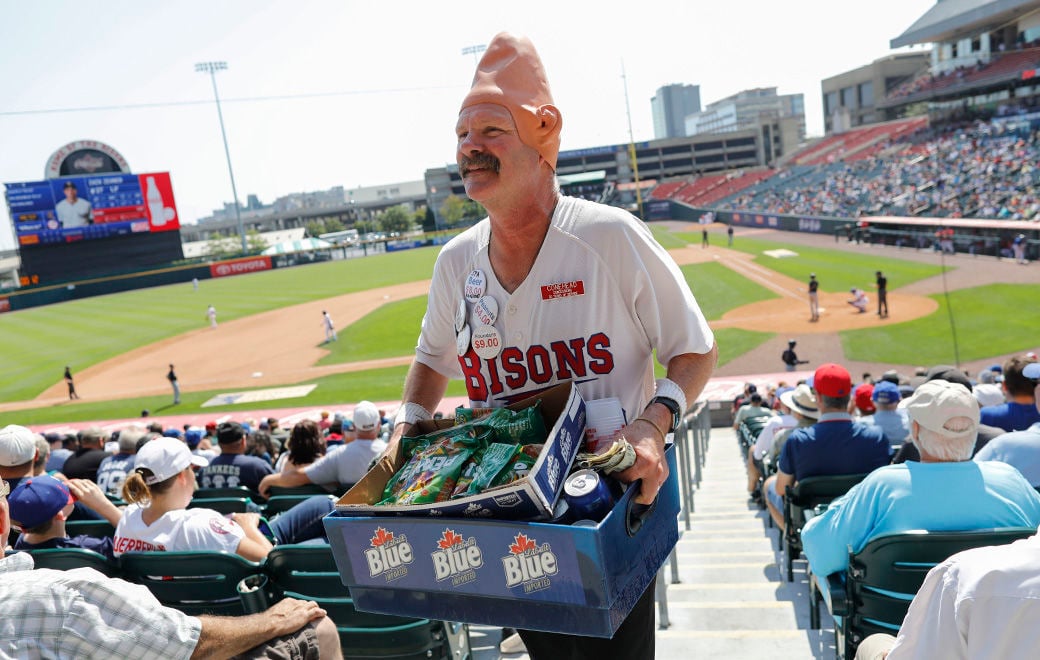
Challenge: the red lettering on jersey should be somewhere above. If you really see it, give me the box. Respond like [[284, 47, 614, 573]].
[[458, 351, 488, 401], [540, 280, 584, 300], [486, 354, 505, 396], [551, 338, 587, 380], [501, 347, 526, 389], [587, 333, 614, 374], [527, 345, 553, 384]]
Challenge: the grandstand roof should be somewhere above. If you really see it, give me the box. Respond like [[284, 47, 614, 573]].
[[891, 0, 1040, 48]]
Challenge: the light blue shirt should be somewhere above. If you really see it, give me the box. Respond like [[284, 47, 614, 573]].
[[860, 409, 911, 447], [974, 423, 1040, 486], [801, 460, 1040, 577]]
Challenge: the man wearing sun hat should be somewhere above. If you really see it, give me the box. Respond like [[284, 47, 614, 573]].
[[763, 363, 890, 528], [801, 378, 1040, 578], [386, 32, 717, 660]]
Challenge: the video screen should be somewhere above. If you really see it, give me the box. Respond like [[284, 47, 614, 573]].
[[5, 171, 179, 248]]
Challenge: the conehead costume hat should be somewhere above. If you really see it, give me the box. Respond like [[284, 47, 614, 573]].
[[460, 33, 562, 171]]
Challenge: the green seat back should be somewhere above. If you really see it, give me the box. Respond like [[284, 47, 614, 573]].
[[119, 551, 263, 616], [64, 520, 116, 538], [195, 486, 256, 500], [188, 497, 251, 514], [29, 548, 119, 577]]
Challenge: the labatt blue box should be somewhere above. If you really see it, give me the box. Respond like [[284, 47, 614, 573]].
[[331, 382, 585, 520], [322, 443, 680, 638]]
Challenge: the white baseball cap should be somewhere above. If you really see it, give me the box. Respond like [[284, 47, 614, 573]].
[[353, 401, 381, 432], [0, 425, 37, 467], [134, 437, 208, 485], [900, 380, 979, 439]]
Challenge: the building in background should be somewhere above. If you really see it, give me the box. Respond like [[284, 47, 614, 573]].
[[821, 52, 930, 133], [685, 88, 806, 141], [651, 84, 702, 139]]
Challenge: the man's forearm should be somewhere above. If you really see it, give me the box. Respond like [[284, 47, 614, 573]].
[[389, 361, 450, 447], [192, 613, 286, 659]]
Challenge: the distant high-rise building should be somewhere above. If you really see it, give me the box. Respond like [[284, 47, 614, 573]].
[[685, 87, 806, 141], [651, 84, 701, 139]]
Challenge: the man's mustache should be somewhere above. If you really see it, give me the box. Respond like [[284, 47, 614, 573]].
[[460, 153, 500, 175]]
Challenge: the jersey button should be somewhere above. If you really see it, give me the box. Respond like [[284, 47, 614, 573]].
[[514, 332, 523, 341], [508, 305, 517, 314]]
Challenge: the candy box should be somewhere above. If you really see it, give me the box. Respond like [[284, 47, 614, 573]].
[[331, 382, 585, 520], [322, 443, 681, 637]]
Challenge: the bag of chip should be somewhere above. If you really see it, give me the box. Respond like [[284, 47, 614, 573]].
[[489, 444, 539, 488], [455, 442, 520, 498], [379, 428, 488, 505], [487, 402, 546, 445]]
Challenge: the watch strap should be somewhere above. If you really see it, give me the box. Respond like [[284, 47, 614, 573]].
[[650, 396, 681, 433]]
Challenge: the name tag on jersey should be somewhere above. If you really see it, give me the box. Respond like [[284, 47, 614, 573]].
[[541, 280, 584, 300]]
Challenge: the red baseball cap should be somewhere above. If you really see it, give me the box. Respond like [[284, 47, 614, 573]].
[[810, 363, 852, 398], [854, 383, 876, 414]]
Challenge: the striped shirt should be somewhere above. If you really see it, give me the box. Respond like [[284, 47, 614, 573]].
[[0, 552, 201, 658]]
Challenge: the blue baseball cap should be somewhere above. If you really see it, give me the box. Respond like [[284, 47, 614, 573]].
[[8, 475, 73, 529], [872, 380, 901, 404], [1024, 362, 1040, 382]]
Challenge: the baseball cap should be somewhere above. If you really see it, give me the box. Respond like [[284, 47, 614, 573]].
[[854, 383, 876, 414], [779, 384, 819, 419], [881, 370, 901, 385], [808, 363, 852, 398], [1023, 362, 1040, 382], [460, 33, 562, 170], [184, 427, 205, 448], [973, 383, 1005, 407], [0, 425, 37, 467], [134, 436, 208, 485], [216, 421, 245, 444], [899, 380, 979, 439], [63, 181, 76, 190], [925, 365, 972, 392], [353, 401, 381, 432], [8, 475, 74, 529], [872, 380, 901, 405]]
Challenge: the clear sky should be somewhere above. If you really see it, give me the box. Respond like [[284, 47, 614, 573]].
[[0, 0, 936, 251]]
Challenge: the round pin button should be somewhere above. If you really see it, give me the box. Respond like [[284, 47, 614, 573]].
[[464, 269, 486, 302], [471, 325, 503, 360], [456, 323, 471, 356], [472, 295, 499, 326], [455, 298, 467, 333]]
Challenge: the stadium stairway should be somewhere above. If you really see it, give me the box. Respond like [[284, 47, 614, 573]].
[[468, 426, 836, 659]]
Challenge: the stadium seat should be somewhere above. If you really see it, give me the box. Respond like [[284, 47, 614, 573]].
[[194, 486, 256, 500], [119, 550, 264, 616], [27, 547, 118, 576], [264, 544, 470, 659], [811, 527, 1036, 659], [782, 473, 870, 582], [64, 520, 116, 538], [188, 497, 252, 514]]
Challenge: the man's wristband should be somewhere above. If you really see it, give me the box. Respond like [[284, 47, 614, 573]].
[[394, 402, 433, 429]]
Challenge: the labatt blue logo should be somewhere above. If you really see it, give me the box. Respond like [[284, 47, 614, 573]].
[[502, 532, 558, 594], [364, 526, 413, 582], [431, 528, 483, 587]]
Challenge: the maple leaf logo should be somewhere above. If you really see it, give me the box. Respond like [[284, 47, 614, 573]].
[[509, 532, 537, 555], [438, 529, 463, 550], [370, 527, 394, 547]]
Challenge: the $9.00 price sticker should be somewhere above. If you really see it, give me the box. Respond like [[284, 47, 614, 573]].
[[470, 325, 502, 359]]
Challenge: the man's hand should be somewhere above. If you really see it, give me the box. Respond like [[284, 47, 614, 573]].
[[612, 418, 668, 505], [66, 479, 108, 510], [257, 474, 276, 499], [264, 598, 328, 637], [229, 512, 260, 530]]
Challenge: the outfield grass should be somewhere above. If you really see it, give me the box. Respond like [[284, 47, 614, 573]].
[[675, 232, 945, 292], [648, 223, 689, 249], [317, 296, 427, 365], [681, 262, 779, 320], [841, 283, 1040, 365], [0, 247, 441, 402], [0, 364, 471, 426]]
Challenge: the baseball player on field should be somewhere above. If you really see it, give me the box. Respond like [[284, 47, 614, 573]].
[[384, 33, 716, 660]]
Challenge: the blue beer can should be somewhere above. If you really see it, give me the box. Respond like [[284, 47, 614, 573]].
[[563, 469, 615, 522]]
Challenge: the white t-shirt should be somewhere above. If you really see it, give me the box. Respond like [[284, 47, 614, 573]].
[[415, 196, 714, 421], [112, 504, 244, 556], [55, 198, 92, 228], [305, 439, 387, 487], [753, 413, 797, 460]]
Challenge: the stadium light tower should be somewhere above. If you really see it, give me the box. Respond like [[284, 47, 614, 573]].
[[462, 44, 486, 65], [195, 61, 246, 253]]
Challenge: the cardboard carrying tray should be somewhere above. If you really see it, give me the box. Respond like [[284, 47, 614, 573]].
[[332, 382, 585, 520], [322, 443, 681, 638]]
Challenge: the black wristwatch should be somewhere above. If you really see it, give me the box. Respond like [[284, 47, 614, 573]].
[[650, 396, 681, 433]]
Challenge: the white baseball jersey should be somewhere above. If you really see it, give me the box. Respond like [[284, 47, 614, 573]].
[[55, 198, 92, 228], [415, 195, 714, 421], [112, 504, 244, 556]]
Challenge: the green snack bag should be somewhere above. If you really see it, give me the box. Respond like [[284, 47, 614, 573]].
[[490, 402, 547, 445], [450, 450, 484, 499], [384, 428, 488, 505], [461, 442, 521, 497], [489, 444, 540, 488]]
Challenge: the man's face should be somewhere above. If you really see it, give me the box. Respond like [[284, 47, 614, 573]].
[[64, 186, 78, 202], [455, 103, 542, 206]]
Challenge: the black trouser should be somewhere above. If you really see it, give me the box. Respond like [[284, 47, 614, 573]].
[[878, 290, 888, 316], [518, 577, 656, 660]]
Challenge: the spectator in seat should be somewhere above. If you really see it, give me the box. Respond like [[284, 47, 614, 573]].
[[763, 363, 890, 529], [95, 428, 142, 497], [980, 355, 1040, 432], [196, 422, 274, 494], [9, 475, 122, 559], [801, 379, 1040, 578], [733, 392, 775, 432], [60, 427, 110, 482], [273, 420, 327, 476], [746, 387, 803, 500], [114, 438, 334, 561], [259, 401, 388, 497], [31, 434, 50, 476], [855, 527, 1040, 660], [859, 380, 911, 447], [851, 383, 876, 417], [973, 362, 1040, 487], [44, 432, 73, 473], [732, 383, 757, 414], [0, 477, 343, 659]]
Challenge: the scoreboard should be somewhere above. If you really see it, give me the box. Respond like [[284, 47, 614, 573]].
[[5, 172, 179, 248]]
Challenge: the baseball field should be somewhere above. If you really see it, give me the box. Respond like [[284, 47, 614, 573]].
[[1, 221, 1037, 427]]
